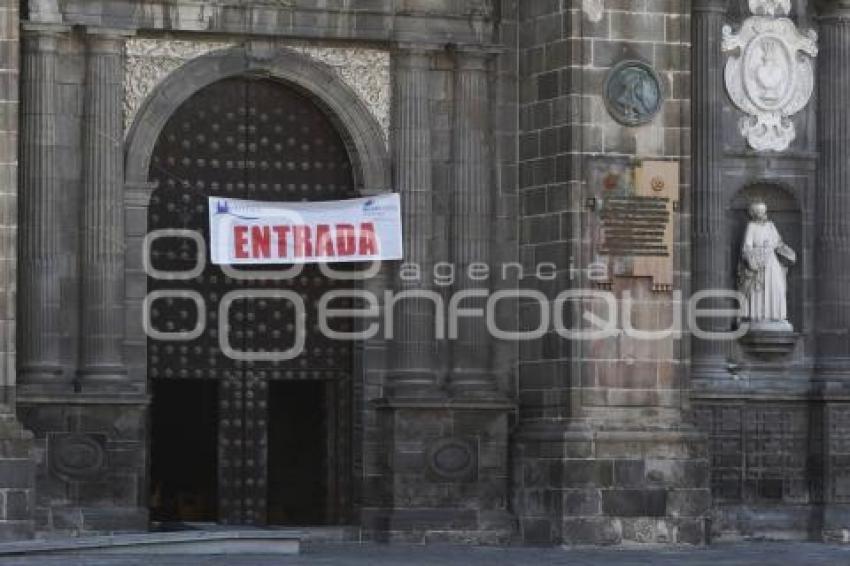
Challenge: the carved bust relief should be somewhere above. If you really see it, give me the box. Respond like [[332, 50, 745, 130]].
[[603, 60, 664, 127]]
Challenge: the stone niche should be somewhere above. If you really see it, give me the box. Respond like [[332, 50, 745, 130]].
[[727, 183, 802, 357]]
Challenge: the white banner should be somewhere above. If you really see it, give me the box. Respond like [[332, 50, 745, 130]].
[[209, 194, 403, 265]]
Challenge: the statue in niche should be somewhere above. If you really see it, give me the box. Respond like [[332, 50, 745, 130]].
[[737, 200, 796, 330]]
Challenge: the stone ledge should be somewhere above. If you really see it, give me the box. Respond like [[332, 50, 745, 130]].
[[0, 530, 303, 556]]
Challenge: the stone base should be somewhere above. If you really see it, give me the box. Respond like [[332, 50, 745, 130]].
[[360, 509, 515, 544], [16, 395, 148, 537], [0, 414, 36, 541], [710, 503, 825, 542], [0, 530, 302, 556], [363, 397, 515, 544], [36, 506, 148, 536], [739, 323, 798, 358], [513, 421, 710, 545]]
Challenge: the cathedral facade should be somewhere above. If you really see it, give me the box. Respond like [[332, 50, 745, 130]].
[[0, 0, 846, 546]]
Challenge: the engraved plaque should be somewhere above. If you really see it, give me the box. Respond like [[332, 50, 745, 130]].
[[590, 160, 679, 291]]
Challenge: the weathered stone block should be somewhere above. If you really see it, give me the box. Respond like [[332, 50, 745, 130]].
[[561, 517, 622, 545], [561, 460, 613, 488], [666, 489, 711, 518], [613, 460, 645, 487], [0, 459, 33, 489], [4, 490, 30, 520], [521, 517, 555, 545], [562, 488, 602, 516], [601, 489, 667, 517]]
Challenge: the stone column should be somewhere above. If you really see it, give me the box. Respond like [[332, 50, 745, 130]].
[[691, 0, 728, 380], [77, 29, 131, 389], [17, 25, 68, 388], [816, 0, 850, 541], [388, 46, 439, 398], [816, 0, 850, 383], [0, 1, 16, 406], [449, 47, 495, 395]]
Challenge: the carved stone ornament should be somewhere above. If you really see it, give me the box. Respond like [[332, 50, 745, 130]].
[[49, 433, 107, 481], [748, 0, 790, 16], [125, 39, 390, 144], [425, 438, 476, 482], [722, 0, 817, 152]]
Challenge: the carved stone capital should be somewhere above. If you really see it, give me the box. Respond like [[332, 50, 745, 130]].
[[453, 45, 500, 71], [22, 23, 70, 55], [85, 27, 135, 54], [692, 0, 728, 14], [22, 22, 70, 38], [393, 43, 442, 69]]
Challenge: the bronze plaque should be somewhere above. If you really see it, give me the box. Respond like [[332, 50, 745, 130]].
[[591, 160, 679, 291]]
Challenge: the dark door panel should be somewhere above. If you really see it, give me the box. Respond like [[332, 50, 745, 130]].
[[147, 77, 355, 526]]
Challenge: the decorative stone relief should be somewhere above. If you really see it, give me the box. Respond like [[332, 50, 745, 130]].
[[425, 438, 476, 482], [125, 39, 237, 133], [49, 433, 107, 481], [722, 0, 817, 152], [749, 0, 790, 16], [124, 39, 390, 145], [287, 44, 390, 143]]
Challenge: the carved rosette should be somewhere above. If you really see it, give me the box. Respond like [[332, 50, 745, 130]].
[[722, 3, 817, 152]]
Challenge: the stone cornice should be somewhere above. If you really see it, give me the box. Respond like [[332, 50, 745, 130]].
[[37, 0, 495, 45], [692, 0, 728, 14], [816, 0, 850, 18], [21, 22, 71, 35]]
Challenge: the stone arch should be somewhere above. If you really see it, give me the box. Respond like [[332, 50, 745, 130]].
[[123, 46, 392, 523], [124, 45, 390, 193]]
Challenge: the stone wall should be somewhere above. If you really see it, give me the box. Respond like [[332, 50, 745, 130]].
[[512, 0, 710, 545], [0, 0, 36, 542], [8, 0, 850, 547]]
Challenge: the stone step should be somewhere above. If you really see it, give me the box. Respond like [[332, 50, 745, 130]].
[[0, 529, 302, 556], [151, 522, 361, 543]]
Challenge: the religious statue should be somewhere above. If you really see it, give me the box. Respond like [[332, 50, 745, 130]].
[[737, 201, 796, 330]]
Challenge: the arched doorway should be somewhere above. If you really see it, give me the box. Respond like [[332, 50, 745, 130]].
[[146, 76, 357, 526]]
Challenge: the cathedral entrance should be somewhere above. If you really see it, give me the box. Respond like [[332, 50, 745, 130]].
[[146, 77, 356, 526]]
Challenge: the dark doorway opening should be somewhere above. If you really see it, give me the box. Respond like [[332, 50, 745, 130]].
[[147, 76, 357, 526], [150, 379, 219, 523], [267, 381, 328, 525]]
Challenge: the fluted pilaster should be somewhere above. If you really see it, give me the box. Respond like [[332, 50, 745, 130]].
[[449, 48, 495, 394], [18, 25, 68, 386], [816, 1, 850, 380], [691, 0, 727, 379], [77, 29, 131, 388], [388, 46, 439, 397]]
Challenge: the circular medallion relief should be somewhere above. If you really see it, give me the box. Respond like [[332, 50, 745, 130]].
[[426, 438, 475, 480], [604, 60, 664, 127], [50, 433, 106, 480]]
